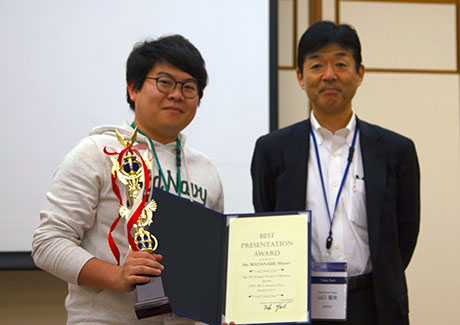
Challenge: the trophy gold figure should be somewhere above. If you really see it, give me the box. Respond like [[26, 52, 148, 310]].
[[107, 128, 172, 319]]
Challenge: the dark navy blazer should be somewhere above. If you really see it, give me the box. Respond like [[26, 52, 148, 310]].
[[251, 117, 420, 324]]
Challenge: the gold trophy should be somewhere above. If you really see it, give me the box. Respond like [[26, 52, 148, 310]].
[[109, 128, 172, 319]]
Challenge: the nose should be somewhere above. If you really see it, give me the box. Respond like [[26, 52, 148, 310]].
[[168, 83, 184, 101], [322, 63, 336, 81]]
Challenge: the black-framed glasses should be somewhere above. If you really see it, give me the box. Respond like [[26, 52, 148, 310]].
[[145, 76, 199, 99]]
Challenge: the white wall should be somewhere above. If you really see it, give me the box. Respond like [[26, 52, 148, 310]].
[[0, 1, 271, 323], [0, 0, 270, 252]]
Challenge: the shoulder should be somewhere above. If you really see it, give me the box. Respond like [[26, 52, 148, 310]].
[[183, 145, 223, 188], [50, 137, 106, 190], [183, 145, 224, 212], [69, 123, 143, 159], [358, 119, 415, 149], [54, 128, 126, 181], [87, 123, 139, 148], [65, 133, 117, 162], [184, 146, 219, 170]]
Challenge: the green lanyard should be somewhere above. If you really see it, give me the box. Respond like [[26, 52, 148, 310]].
[[131, 123, 182, 197]]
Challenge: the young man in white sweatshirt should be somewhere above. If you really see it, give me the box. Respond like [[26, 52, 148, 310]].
[[32, 35, 224, 325]]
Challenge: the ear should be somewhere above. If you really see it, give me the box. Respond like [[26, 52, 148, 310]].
[[127, 82, 137, 102], [296, 68, 305, 90], [357, 64, 365, 86]]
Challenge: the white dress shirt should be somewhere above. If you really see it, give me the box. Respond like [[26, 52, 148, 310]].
[[307, 112, 372, 276]]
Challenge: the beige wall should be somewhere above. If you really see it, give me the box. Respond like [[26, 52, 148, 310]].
[[278, 0, 460, 324], [355, 73, 460, 324]]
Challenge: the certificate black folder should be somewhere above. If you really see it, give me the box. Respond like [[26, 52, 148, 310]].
[[150, 189, 226, 325], [150, 188, 311, 325]]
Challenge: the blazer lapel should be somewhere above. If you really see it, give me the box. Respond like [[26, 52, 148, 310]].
[[358, 119, 387, 260], [281, 120, 310, 211]]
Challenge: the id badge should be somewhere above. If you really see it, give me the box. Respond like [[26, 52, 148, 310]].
[[311, 262, 347, 321]]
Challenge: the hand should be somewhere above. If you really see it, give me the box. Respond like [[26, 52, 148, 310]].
[[223, 322, 236, 325], [120, 250, 164, 291]]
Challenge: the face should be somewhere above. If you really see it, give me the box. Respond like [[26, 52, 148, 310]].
[[297, 43, 364, 116], [128, 62, 199, 144]]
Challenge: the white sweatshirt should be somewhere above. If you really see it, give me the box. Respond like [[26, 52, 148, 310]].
[[32, 121, 224, 324]]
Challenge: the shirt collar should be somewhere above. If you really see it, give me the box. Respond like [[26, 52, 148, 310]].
[[310, 112, 357, 146]]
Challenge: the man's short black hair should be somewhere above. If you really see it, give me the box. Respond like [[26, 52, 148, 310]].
[[126, 34, 208, 110], [297, 21, 362, 75]]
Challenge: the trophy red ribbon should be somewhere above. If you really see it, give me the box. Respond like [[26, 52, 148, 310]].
[[104, 128, 157, 265]]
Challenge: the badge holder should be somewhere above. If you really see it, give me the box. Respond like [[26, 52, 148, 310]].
[[311, 262, 347, 321]]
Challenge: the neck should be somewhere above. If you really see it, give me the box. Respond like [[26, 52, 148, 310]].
[[312, 109, 353, 133], [133, 121, 177, 145]]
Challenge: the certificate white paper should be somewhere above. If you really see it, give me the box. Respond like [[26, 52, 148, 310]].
[[224, 212, 310, 324]]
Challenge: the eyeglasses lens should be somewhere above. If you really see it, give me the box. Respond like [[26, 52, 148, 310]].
[[156, 76, 198, 98]]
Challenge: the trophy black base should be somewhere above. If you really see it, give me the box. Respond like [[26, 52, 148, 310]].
[[135, 276, 172, 319], [135, 296, 172, 319]]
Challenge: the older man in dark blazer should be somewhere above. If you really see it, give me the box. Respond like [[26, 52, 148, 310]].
[[251, 21, 420, 325]]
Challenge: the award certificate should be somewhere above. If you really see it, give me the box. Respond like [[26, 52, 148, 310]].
[[225, 213, 311, 324], [149, 189, 311, 325]]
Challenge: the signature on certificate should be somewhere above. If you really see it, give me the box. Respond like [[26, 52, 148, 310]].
[[263, 303, 287, 312], [275, 303, 287, 312]]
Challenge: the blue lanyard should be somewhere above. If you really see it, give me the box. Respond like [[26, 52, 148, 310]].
[[131, 123, 182, 197], [310, 124, 358, 250]]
